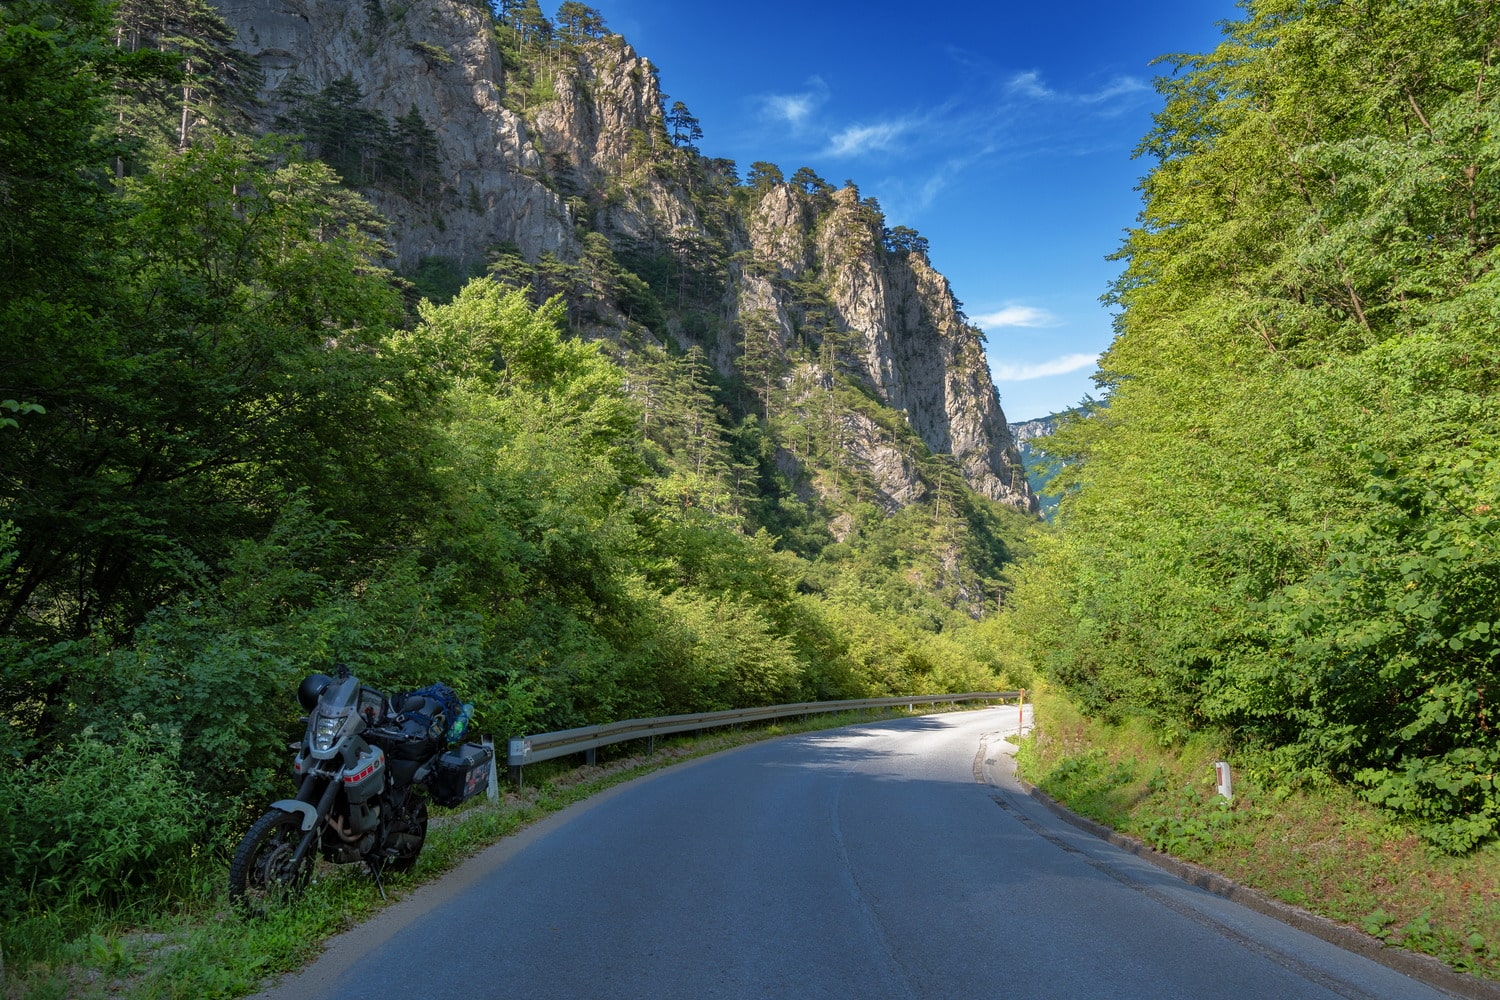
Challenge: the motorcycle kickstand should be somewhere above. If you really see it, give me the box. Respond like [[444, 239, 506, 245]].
[[369, 861, 388, 901]]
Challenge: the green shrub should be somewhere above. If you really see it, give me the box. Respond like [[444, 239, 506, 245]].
[[0, 720, 205, 916]]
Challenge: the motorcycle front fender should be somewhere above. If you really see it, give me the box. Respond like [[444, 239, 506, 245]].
[[271, 799, 320, 832]]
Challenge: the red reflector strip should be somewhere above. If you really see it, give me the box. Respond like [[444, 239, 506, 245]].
[[343, 761, 379, 783]]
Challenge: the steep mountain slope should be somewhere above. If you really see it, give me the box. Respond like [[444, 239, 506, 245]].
[[214, 0, 1035, 516]]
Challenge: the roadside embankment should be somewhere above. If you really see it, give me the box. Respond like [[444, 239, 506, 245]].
[[1014, 689, 1500, 988]]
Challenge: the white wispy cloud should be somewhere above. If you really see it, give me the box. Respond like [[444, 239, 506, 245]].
[[991, 353, 1099, 381], [756, 77, 830, 129], [1078, 76, 1150, 104], [1005, 70, 1146, 106], [1006, 71, 1054, 99], [973, 305, 1061, 329], [824, 121, 910, 158], [766, 94, 816, 125]]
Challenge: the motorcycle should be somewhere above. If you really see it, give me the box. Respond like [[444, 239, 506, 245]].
[[228, 665, 493, 910]]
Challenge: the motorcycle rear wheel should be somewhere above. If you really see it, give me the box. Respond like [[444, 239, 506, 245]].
[[229, 808, 313, 912], [380, 795, 429, 875]]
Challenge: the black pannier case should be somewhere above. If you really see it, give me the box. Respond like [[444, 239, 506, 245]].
[[430, 741, 493, 807]]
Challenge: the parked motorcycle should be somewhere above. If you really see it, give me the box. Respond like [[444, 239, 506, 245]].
[[228, 665, 493, 909]]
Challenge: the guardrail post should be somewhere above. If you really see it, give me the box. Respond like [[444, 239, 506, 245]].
[[508, 736, 531, 791], [585, 747, 596, 766]]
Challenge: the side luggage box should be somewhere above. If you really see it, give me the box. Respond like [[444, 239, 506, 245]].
[[430, 741, 493, 807]]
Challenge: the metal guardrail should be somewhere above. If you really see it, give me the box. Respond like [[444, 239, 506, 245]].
[[504, 691, 1022, 786]]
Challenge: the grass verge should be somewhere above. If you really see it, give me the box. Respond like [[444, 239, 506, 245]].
[[1, 705, 953, 1000], [1013, 688, 1500, 982]]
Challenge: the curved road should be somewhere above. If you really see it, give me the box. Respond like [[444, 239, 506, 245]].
[[255, 708, 1456, 1000]]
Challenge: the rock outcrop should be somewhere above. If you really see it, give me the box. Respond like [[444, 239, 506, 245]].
[[218, 0, 572, 265]]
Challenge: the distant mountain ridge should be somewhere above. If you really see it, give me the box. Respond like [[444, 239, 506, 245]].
[[1008, 412, 1073, 518]]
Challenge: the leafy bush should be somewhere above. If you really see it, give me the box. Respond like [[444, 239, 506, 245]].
[[1273, 449, 1500, 851], [0, 720, 205, 916], [659, 589, 803, 710]]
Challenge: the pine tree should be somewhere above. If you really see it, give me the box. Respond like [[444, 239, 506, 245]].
[[736, 309, 785, 420], [111, 0, 260, 151], [278, 75, 391, 186], [556, 2, 605, 43], [665, 100, 702, 149], [747, 161, 784, 193], [390, 105, 441, 199]]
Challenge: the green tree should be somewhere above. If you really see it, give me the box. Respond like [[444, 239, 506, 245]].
[[111, 0, 259, 151], [277, 74, 392, 185], [0, 137, 410, 648], [790, 166, 833, 199], [1007, 0, 1500, 847], [736, 309, 786, 420], [884, 225, 928, 257], [390, 104, 442, 198], [514, 0, 550, 46], [555, 2, 605, 42], [665, 99, 702, 149], [747, 160, 784, 194], [0, 0, 140, 297]]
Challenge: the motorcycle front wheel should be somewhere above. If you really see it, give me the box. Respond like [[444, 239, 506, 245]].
[[229, 808, 313, 912]]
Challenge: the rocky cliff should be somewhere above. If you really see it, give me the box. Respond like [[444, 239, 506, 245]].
[[214, 0, 1036, 515], [217, 0, 574, 263]]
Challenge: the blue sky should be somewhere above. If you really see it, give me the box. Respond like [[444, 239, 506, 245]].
[[578, 1, 1244, 422]]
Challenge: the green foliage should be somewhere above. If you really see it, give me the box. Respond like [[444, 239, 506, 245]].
[[653, 589, 802, 709], [555, 2, 607, 43], [276, 75, 444, 196], [1005, 0, 1500, 850], [111, 0, 261, 152], [747, 161, 784, 193], [406, 255, 482, 305], [0, 135, 413, 648], [1269, 447, 1500, 852], [665, 100, 702, 149], [0, 0, 130, 298], [0, 720, 204, 917], [1141, 784, 1239, 860], [0, 399, 44, 431]]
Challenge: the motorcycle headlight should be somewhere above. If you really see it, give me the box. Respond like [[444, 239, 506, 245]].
[[312, 713, 343, 752]]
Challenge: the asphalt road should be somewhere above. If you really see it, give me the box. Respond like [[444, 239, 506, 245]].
[[253, 708, 1459, 1000]]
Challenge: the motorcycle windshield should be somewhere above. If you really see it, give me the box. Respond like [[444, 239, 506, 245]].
[[309, 675, 361, 754]]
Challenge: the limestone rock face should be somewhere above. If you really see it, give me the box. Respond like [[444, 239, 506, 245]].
[[212, 0, 1035, 514], [217, 0, 571, 268], [742, 186, 1033, 510], [747, 186, 812, 277], [529, 36, 706, 243]]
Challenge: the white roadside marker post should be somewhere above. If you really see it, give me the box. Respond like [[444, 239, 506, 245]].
[[1214, 761, 1233, 802]]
